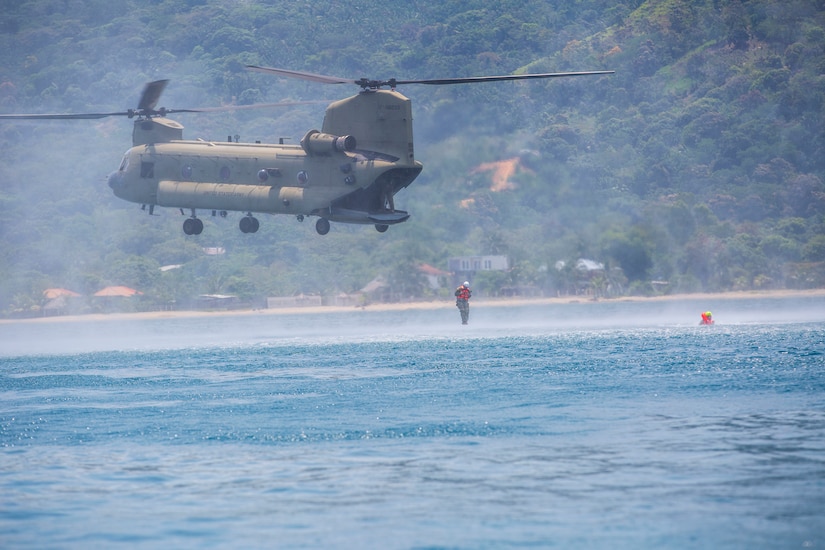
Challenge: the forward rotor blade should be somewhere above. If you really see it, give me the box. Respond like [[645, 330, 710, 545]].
[[1, 79, 172, 120], [0, 112, 130, 120], [0, 96, 325, 121], [395, 71, 615, 86], [137, 79, 170, 111]]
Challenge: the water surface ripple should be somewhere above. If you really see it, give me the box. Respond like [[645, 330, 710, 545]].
[[2, 298, 824, 548]]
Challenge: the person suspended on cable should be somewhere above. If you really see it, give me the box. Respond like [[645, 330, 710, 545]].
[[455, 281, 472, 325]]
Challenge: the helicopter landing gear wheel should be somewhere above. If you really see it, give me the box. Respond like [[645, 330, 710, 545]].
[[375, 224, 389, 233], [239, 215, 259, 234], [315, 218, 330, 235], [183, 217, 203, 235]]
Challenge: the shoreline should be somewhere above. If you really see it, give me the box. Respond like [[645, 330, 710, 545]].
[[2, 288, 824, 325]]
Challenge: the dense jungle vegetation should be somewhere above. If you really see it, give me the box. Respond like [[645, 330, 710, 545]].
[[1, 0, 823, 315]]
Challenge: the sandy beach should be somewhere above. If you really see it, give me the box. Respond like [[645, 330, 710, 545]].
[[3, 288, 823, 325]]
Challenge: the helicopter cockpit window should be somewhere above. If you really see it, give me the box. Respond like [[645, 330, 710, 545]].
[[118, 155, 129, 172], [140, 161, 155, 178]]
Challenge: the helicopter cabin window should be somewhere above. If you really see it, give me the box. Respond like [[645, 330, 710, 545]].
[[140, 161, 155, 178], [118, 155, 129, 172]]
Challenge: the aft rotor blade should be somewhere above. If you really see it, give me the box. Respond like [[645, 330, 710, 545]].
[[246, 65, 354, 85], [175, 100, 329, 114], [394, 71, 615, 86], [246, 65, 614, 90]]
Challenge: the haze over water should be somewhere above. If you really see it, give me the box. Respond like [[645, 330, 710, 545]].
[[2, 295, 824, 548]]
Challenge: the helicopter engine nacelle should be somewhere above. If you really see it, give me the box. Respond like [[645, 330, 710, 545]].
[[300, 129, 356, 156]]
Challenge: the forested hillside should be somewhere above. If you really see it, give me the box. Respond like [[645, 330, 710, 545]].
[[1, 0, 823, 316]]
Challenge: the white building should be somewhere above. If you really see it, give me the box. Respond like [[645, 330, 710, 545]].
[[447, 255, 509, 273]]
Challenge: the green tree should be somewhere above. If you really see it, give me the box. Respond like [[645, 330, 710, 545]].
[[602, 229, 653, 283], [803, 235, 825, 262]]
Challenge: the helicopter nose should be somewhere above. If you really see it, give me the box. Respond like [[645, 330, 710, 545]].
[[107, 170, 124, 191]]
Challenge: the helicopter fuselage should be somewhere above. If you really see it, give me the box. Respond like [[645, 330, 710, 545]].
[[108, 89, 423, 235], [108, 137, 417, 216]]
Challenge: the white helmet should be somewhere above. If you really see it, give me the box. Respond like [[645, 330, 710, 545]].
[[463, 281, 470, 286]]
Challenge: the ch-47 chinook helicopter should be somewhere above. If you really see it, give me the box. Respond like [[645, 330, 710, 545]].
[[1, 65, 613, 236]]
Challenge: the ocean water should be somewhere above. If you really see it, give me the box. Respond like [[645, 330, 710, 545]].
[[1, 296, 824, 549]]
